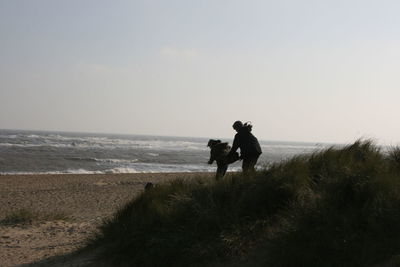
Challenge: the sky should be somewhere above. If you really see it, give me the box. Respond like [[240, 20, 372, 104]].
[[1, 0, 400, 144]]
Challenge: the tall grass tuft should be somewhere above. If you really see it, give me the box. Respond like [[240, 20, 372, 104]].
[[94, 171, 303, 266], [269, 140, 400, 267], [92, 140, 400, 267]]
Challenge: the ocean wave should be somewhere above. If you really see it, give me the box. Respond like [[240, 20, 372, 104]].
[[64, 157, 99, 162], [0, 169, 104, 175], [1, 132, 327, 153], [0, 143, 72, 148], [104, 167, 139, 174], [0, 135, 208, 151], [0, 134, 18, 139], [26, 134, 41, 138], [260, 143, 327, 150], [0, 168, 138, 175], [64, 157, 139, 163], [0, 162, 239, 175], [101, 158, 139, 163], [0, 168, 202, 175], [99, 141, 317, 153]]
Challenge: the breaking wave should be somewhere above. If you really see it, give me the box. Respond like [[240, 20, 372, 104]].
[[0, 134, 208, 151], [64, 157, 139, 163], [0, 129, 330, 175]]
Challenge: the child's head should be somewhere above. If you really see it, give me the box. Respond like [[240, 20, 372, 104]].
[[207, 139, 221, 148]]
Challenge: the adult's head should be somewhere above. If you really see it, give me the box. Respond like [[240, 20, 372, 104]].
[[232, 120, 244, 132]]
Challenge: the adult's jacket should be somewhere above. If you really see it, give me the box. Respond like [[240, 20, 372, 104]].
[[230, 127, 262, 159]]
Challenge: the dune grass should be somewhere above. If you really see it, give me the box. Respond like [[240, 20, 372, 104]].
[[92, 140, 400, 267]]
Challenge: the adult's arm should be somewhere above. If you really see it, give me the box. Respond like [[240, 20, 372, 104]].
[[229, 134, 239, 155]]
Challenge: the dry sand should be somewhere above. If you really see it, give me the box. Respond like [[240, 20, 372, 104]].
[[0, 173, 210, 266]]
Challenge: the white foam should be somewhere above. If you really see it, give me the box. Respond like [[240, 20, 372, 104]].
[[0, 134, 18, 139], [98, 158, 139, 163], [64, 169, 104, 174], [122, 162, 229, 173], [104, 167, 138, 174], [0, 169, 104, 175], [26, 134, 41, 138], [0, 134, 208, 151], [0, 143, 23, 147], [0, 143, 72, 148], [0, 163, 243, 175], [64, 157, 139, 163]]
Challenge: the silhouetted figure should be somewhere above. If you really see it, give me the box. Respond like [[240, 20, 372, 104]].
[[227, 121, 262, 174], [207, 139, 239, 179]]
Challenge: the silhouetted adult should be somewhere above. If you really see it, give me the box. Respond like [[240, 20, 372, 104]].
[[228, 121, 262, 173]]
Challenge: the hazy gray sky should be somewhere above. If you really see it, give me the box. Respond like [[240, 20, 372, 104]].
[[1, 0, 400, 144]]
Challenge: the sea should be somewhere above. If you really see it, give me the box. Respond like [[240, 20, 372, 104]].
[[0, 129, 332, 175]]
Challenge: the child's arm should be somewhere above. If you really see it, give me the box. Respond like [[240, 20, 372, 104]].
[[208, 150, 215, 164]]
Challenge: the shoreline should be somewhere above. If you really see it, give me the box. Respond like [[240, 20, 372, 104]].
[[0, 172, 212, 266], [0, 173, 216, 179]]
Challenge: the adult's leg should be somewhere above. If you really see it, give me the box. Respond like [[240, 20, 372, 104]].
[[242, 156, 259, 174]]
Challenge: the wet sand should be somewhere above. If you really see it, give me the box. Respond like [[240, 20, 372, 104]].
[[0, 173, 211, 266]]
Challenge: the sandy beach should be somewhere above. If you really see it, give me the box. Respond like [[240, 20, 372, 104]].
[[0, 172, 211, 266]]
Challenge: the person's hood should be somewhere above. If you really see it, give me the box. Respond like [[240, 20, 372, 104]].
[[239, 126, 251, 133]]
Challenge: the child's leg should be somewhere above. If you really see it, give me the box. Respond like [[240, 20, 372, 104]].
[[216, 162, 228, 179]]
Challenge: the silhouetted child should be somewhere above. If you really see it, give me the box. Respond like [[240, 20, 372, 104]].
[[207, 139, 239, 179]]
